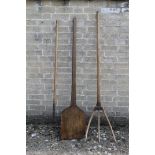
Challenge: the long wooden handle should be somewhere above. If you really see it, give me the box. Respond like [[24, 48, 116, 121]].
[[53, 20, 58, 102], [71, 17, 76, 106], [53, 20, 58, 122], [96, 11, 101, 106]]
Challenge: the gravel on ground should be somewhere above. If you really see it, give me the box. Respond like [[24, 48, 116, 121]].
[[26, 124, 128, 155]]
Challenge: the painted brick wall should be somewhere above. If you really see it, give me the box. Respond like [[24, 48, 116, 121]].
[[26, 0, 129, 119]]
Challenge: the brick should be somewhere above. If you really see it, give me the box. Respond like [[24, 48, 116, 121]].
[[115, 75, 129, 80], [26, 13, 41, 20], [55, 7, 73, 13], [84, 20, 96, 27], [45, 94, 53, 101], [84, 68, 96, 74], [103, 102, 117, 107], [26, 110, 43, 116], [58, 27, 70, 33], [27, 50, 42, 56], [76, 38, 87, 44], [42, 62, 54, 68], [57, 84, 71, 90], [27, 33, 42, 43], [113, 96, 129, 102], [84, 7, 97, 14], [27, 73, 43, 78], [26, 67, 40, 74], [26, 44, 40, 51], [26, 26, 41, 33], [45, 106, 53, 111], [26, 89, 41, 94], [101, 63, 114, 70], [29, 95, 44, 100], [26, 62, 41, 67], [117, 46, 129, 53], [39, 6, 55, 13], [116, 68, 129, 75], [41, 100, 52, 106], [58, 56, 72, 63], [114, 63, 128, 69], [113, 106, 128, 113], [104, 106, 113, 113], [41, 78, 52, 84], [117, 80, 128, 85], [116, 84, 128, 91], [104, 51, 128, 57], [86, 50, 96, 57], [70, 14, 88, 20], [42, 50, 53, 56], [37, 20, 53, 26], [103, 74, 116, 80], [83, 33, 96, 39], [101, 91, 117, 96], [84, 79, 96, 85], [87, 26, 96, 33], [78, 74, 96, 80], [89, 0, 107, 7], [83, 100, 96, 107], [77, 95, 86, 101], [83, 56, 96, 63], [41, 33, 54, 40], [40, 89, 53, 95], [101, 96, 113, 102], [27, 78, 41, 85], [41, 0, 52, 6], [39, 56, 54, 62], [117, 57, 129, 63], [26, 105, 30, 110], [102, 57, 117, 63], [69, 1, 88, 6], [26, 55, 39, 62], [26, 20, 37, 25], [51, 14, 69, 21], [101, 15, 121, 27], [101, 69, 116, 74], [120, 27, 129, 33], [26, 83, 44, 90], [87, 38, 96, 45], [117, 102, 129, 107], [58, 95, 70, 103], [83, 90, 96, 96], [52, 0, 68, 6], [58, 33, 72, 39], [73, 7, 84, 13], [101, 83, 116, 91], [30, 105, 45, 111], [57, 78, 71, 85], [41, 26, 53, 33], [26, 100, 40, 105], [58, 45, 72, 51], [86, 95, 96, 102], [79, 61, 96, 69], [118, 91, 129, 96]]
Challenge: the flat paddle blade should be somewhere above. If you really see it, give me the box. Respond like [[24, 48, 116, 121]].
[[61, 105, 86, 140]]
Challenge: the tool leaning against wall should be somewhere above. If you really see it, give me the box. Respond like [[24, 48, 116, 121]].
[[60, 17, 86, 140], [53, 12, 116, 142], [85, 11, 117, 142], [52, 20, 58, 125]]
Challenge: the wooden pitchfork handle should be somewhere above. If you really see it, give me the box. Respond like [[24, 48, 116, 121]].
[[52, 20, 58, 124]]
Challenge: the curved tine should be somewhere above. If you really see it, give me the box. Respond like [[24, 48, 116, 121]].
[[98, 111, 101, 142], [85, 111, 95, 141], [102, 109, 117, 142]]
